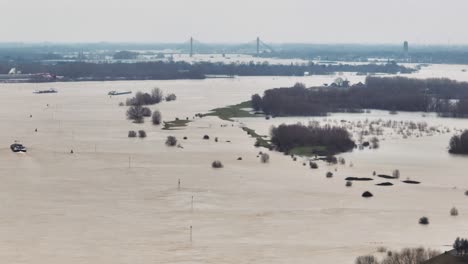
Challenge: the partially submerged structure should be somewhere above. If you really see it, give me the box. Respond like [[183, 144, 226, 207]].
[[108, 91, 132, 96], [10, 143, 27, 153], [33, 88, 58, 94]]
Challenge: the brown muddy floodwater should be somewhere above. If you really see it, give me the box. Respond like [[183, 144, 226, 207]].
[[0, 64, 468, 263]]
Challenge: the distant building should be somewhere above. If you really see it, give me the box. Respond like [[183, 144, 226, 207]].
[[403, 41, 409, 55]]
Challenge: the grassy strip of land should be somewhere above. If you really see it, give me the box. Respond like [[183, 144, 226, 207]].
[[203, 101, 256, 121], [163, 119, 191, 130], [289, 146, 328, 157], [241, 127, 271, 149]]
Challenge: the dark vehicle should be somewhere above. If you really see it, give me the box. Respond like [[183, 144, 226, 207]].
[[10, 143, 27, 153]]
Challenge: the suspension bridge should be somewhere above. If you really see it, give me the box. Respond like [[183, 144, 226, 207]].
[[185, 37, 274, 57]]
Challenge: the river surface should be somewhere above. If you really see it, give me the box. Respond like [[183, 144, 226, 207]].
[[0, 64, 467, 264]]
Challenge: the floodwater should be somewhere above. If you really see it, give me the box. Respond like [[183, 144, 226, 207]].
[[0, 64, 468, 264]]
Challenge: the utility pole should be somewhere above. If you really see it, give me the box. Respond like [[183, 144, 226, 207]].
[[190, 225, 193, 242], [190, 37, 193, 57], [256, 37, 260, 57], [191, 196, 194, 212]]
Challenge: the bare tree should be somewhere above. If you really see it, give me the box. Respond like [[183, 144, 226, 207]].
[[126, 105, 145, 123], [151, 87, 164, 104]]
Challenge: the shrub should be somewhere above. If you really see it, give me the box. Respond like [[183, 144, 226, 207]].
[[212, 160, 223, 168], [362, 191, 373, 198], [419, 216, 429, 225], [152, 110, 162, 125], [203, 135, 210, 140], [260, 153, 270, 163], [346, 181, 353, 187], [141, 107, 152, 117], [118, 102, 125, 107], [326, 172, 333, 178], [166, 136, 177, 147], [338, 157, 346, 165], [138, 130, 147, 138], [215, 137, 219, 142], [355, 255, 378, 264], [370, 137, 380, 149], [451, 207, 459, 216], [128, 131, 137, 138], [465, 190, 468, 196], [309, 162, 318, 169], [377, 246, 387, 253], [126, 105, 145, 123], [165, 93, 177, 101]]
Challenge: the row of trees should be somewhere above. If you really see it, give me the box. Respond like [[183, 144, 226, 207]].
[[454, 237, 468, 255], [355, 247, 440, 264], [449, 130, 468, 154], [0, 61, 413, 81], [270, 123, 355, 155], [251, 77, 468, 117], [126, 88, 164, 106]]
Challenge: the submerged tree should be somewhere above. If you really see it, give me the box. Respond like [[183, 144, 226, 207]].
[[126, 105, 145, 123], [449, 130, 468, 154]]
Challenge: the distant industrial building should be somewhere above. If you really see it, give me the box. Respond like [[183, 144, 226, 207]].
[[403, 41, 409, 55]]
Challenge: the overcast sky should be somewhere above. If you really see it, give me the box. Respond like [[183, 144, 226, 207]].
[[1, 0, 467, 44]]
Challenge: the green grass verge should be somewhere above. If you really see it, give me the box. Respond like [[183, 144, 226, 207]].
[[289, 146, 328, 156], [203, 101, 256, 121], [241, 127, 271, 149], [163, 119, 191, 130]]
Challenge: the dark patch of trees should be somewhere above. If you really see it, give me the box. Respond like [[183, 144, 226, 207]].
[[251, 94, 262, 111], [126, 88, 163, 106], [252, 77, 468, 117], [454, 237, 468, 256], [270, 123, 355, 155], [113, 51, 139, 60], [449, 130, 468, 154], [355, 247, 440, 264], [0, 61, 413, 81]]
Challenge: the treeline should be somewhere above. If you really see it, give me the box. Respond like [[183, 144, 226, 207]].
[[252, 77, 468, 117], [270, 123, 355, 155], [0, 61, 413, 81], [190, 61, 413, 75]]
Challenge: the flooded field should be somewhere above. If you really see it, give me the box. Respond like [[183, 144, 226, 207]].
[[1, 64, 468, 263]]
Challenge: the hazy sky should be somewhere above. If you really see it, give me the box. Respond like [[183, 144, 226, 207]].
[[1, 0, 467, 44]]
